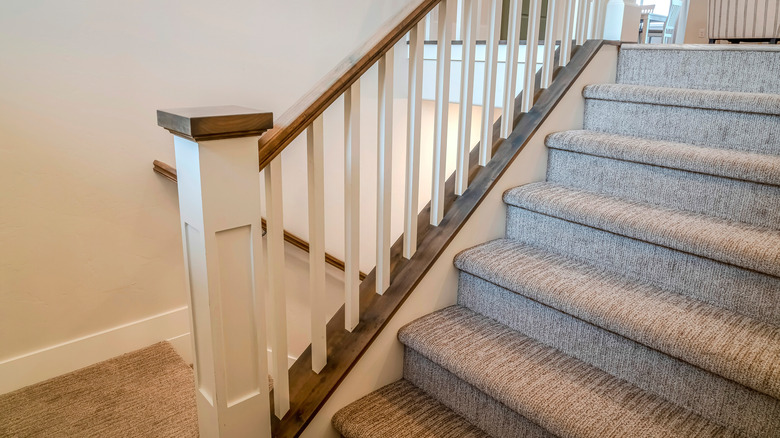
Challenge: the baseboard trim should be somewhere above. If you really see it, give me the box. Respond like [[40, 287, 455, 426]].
[[0, 307, 190, 395]]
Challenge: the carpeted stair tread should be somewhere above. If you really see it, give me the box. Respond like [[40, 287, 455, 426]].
[[505, 206, 780, 326], [616, 44, 780, 94], [583, 83, 780, 116], [398, 306, 736, 438], [332, 380, 490, 438], [546, 130, 780, 186], [456, 272, 780, 437], [404, 348, 556, 438], [454, 238, 780, 399], [503, 182, 780, 277]]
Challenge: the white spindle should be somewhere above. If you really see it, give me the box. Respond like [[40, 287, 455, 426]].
[[522, 0, 543, 113], [500, 0, 524, 139], [576, 0, 589, 44], [455, 0, 477, 196], [560, 0, 577, 66], [265, 156, 289, 418], [431, 0, 451, 226], [585, 0, 595, 39], [376, 50, 393, 294], [455, 0, 464, 40], [344, 82, 360, 332], [593, 0, 605, 38], [425, 13, 433, 41], [480, 0, 501, 164], [541, 0, 560, 88], [306, 117, 326, 373], [404, 23, 424, 259]]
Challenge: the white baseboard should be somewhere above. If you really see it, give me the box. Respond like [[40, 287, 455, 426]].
[[0, 307, 303, 396], [0, 306, 190, 395]]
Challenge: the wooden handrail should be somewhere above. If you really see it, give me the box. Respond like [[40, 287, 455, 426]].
[[256, 0, 443, 170], [154, 160, 366, 281]]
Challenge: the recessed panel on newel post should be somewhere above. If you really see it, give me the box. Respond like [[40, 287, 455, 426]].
[[158, 106, 273, 438]]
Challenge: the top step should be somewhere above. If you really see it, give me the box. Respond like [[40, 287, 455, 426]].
[[617, 44, 780, 94]]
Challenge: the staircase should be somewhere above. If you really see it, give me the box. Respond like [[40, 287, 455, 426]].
[[332, 45, 780, 437]]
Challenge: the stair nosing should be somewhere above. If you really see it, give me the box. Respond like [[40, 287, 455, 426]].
[[502, 182, 780, 278], [583, 83, 780, 116], [453, 238, 780, 400], [545, 130, 780, 187]]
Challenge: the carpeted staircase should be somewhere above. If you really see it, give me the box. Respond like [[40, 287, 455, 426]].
[[332, 45, 780, 437]]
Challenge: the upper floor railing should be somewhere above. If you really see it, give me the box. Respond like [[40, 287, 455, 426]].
[[156, 0, 608, 436]]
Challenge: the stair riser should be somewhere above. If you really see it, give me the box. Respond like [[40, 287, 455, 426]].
[[547, 149, 780, 228], [457, 272, 780, 438], [583, 99, 780, 155], [403, 347, 554, 438], [505, 206, 780, 326], [617, 48, 780, 94]]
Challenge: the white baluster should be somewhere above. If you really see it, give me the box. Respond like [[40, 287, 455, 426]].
[[560, 0, 577, 66], [160, 106, 272, 437], [404, 22, 424, 259], [585, 0, 596, 40], [431, 0, 452, 226], [576, 0, 589, 44], [455, 0, 464, 40], [344, 82, 361, 332], [500, 0, 524, 138], [541, 0, 560, 88], [425, 12, 433, 41], [306, 117, 326, 373], [455, 0, 477, 196], [522, 0, 543, 113], [264, 156, 290, 418], [480, 0, 501, 164], [593, 0, 606, 38], [376, 50, 393, 294]]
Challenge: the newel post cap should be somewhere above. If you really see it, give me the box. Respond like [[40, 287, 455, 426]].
[[157, 105, 273, 142]]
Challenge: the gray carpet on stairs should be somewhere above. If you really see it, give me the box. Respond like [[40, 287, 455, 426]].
[[332, 380, 490, 438], [583, 94, 780, 155], [505, 206, 780, 326], [403, 348, 554, 438], [456, 272, 780, 438], [455, 239, 780, 400], [333, 45, 780, 438], [398, 306, 734, 438], [504, 182, 780, 277], [616, 44, 780, 94]]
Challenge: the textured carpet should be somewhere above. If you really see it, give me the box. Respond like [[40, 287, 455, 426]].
[[332, 380, 490, 438], [0, 342, 197, 438], [333, 44, 780, 438]]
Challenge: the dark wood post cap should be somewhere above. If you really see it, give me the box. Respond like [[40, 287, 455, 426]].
[[157, 105, 273, 142]]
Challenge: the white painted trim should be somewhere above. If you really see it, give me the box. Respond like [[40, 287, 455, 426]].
[[0, 306, 190, 395]]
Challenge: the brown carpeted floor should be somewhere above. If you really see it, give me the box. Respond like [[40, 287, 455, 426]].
[[0, 342, 197, 437]]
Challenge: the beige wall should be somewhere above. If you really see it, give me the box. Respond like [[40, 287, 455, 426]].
[[684, 0, 710, 43], [0, 0, 412, 377]]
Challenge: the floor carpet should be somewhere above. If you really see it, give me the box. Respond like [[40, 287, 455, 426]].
[[0, 342, 197, 437]]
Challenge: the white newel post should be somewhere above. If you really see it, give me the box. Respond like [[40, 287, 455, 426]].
[[158, 106, 273, 438]]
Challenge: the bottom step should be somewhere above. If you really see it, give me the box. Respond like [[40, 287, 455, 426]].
[[332, 380, 489, 438]]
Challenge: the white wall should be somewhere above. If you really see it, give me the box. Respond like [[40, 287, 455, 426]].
[[0, 0, 413, 390]]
